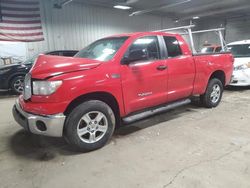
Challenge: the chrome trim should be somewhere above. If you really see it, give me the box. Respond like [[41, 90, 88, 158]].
[[13, 100, 66, 137]]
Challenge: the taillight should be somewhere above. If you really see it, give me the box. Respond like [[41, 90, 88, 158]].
[[230, 55, 234, 64]]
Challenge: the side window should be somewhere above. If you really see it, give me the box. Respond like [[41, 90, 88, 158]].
[[126, 36, 160, 61], [163, 36, 182, 58]]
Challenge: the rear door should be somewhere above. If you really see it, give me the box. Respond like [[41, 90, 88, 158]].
[[121, 36, 168, 114], [163, 36, 196, 101]]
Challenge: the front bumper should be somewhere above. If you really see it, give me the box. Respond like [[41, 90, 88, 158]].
[[12, 100, 66, 137], [230, 69, 250, 86]]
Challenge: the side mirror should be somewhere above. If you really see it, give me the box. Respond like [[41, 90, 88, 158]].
[[122, 49, 147, 64]]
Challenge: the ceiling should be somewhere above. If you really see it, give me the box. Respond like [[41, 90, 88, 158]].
[[74, 0, 250, 21]]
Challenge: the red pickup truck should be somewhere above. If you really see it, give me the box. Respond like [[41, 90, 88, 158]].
[[13, 32, 233, 151]]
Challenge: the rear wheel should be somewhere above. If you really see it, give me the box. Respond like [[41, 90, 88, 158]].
[[200, 78, 223, 108], [10, 76, 24, 94], [64, 100, 116, 152]]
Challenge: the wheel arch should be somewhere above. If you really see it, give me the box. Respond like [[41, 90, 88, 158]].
[[64, 91, 121, 126], [208, 70, 226, 86]]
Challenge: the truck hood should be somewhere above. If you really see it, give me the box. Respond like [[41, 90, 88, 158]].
[[31, 55, 102, 79]]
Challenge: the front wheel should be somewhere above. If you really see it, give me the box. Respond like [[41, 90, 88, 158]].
[[200, 78, 223, 108], [64, 100, 116, 152]]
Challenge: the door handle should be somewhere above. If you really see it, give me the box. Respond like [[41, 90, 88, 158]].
[[157, 65, 167, 71]]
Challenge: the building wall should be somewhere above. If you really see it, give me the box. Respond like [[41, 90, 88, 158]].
[[26, 0, 179, 57], [194, 15, 250, 51], [193, 20, 225, 51], [225, 16, 250, 43]]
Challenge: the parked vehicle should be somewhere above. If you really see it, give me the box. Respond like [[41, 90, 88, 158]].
[[13, 32, 233, 151], [200, 45, 222, 53], [0, 50, 78, 94], [227, 40, 250, 86]]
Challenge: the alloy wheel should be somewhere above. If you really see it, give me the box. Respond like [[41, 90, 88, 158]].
[[77, 111, 108, 143]]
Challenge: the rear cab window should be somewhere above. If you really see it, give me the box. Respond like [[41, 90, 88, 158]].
[[215, 47, 222, 52], [201, 47, 214, 53], [163, 36, 182, 58]]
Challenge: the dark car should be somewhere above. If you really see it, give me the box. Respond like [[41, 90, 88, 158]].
[[0, 50, 78, 94]]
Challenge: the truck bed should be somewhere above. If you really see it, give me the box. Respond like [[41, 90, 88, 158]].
[[192, 52, 234, 95]]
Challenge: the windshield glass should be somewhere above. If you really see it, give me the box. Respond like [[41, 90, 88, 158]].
[[227, 44, 250, 58], [75, 37, 129, 61], [201, 47, 214, 53]]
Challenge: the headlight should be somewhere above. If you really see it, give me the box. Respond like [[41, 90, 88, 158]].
[[0, 68, 11, 74], [234, 63, 250, 71], [33, 80, 62, 95]]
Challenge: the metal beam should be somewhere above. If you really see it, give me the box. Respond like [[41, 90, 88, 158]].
[[54, 0, 73, 9], [180, 4, 250, 21], [218, 30, 225, 51], [153, 25, 226, 53], [187, 28, 196, 53], [154, 25, 195, 32], [129, 0, 191, 16], [191, 28, 225, 34]]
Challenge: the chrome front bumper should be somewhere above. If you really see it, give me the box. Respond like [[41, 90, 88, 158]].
[[12, 100, 66, 137]]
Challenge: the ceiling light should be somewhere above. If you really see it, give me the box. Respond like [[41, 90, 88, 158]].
[[114, 5, 132, 10], [193, 16, 200, 20]]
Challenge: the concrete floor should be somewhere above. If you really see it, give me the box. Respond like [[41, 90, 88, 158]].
[[0, 88, 250, 188]]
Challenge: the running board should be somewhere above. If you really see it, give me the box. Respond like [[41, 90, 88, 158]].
[[122, 98, 191, 124]]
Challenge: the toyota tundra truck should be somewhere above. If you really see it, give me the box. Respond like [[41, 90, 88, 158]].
[[12, 32, 234, 151]]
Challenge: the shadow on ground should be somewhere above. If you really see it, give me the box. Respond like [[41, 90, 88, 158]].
[[114, 105, 198, 136], [0, 90, 18, 99], [9, 130, 80, 161], [225, 86, 250, 91], [8, 104, 199, 160]]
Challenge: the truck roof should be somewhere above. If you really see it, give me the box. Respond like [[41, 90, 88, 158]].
[[228, 40, 250, 45], [108, 31, 180, 38]]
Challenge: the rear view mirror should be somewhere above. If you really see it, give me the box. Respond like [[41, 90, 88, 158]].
[[122, 49, 147, 64]]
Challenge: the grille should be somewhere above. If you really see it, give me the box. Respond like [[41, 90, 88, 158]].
[[23, 73, 31, 100]]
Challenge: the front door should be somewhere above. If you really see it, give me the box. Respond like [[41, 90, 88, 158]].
[[121, 36, 168, 115]]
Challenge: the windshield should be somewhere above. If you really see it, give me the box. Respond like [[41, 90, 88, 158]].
[[75, 37, 129, 61], [227, 44, 250, 58]]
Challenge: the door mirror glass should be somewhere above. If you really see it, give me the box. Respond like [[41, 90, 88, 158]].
[[122, 36, 160, 64], [123, 49, 147, 64]]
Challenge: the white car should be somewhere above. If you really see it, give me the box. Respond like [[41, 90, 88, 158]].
[[227, 40, 250, 86]]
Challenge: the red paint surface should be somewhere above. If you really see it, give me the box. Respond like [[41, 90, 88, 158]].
[[19, 32, 233, 117]]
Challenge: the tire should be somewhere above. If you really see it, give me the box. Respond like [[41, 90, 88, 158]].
[[64, 100, 116, 152], [10, 76, 25, 94], [200, 78, 223, 108]]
